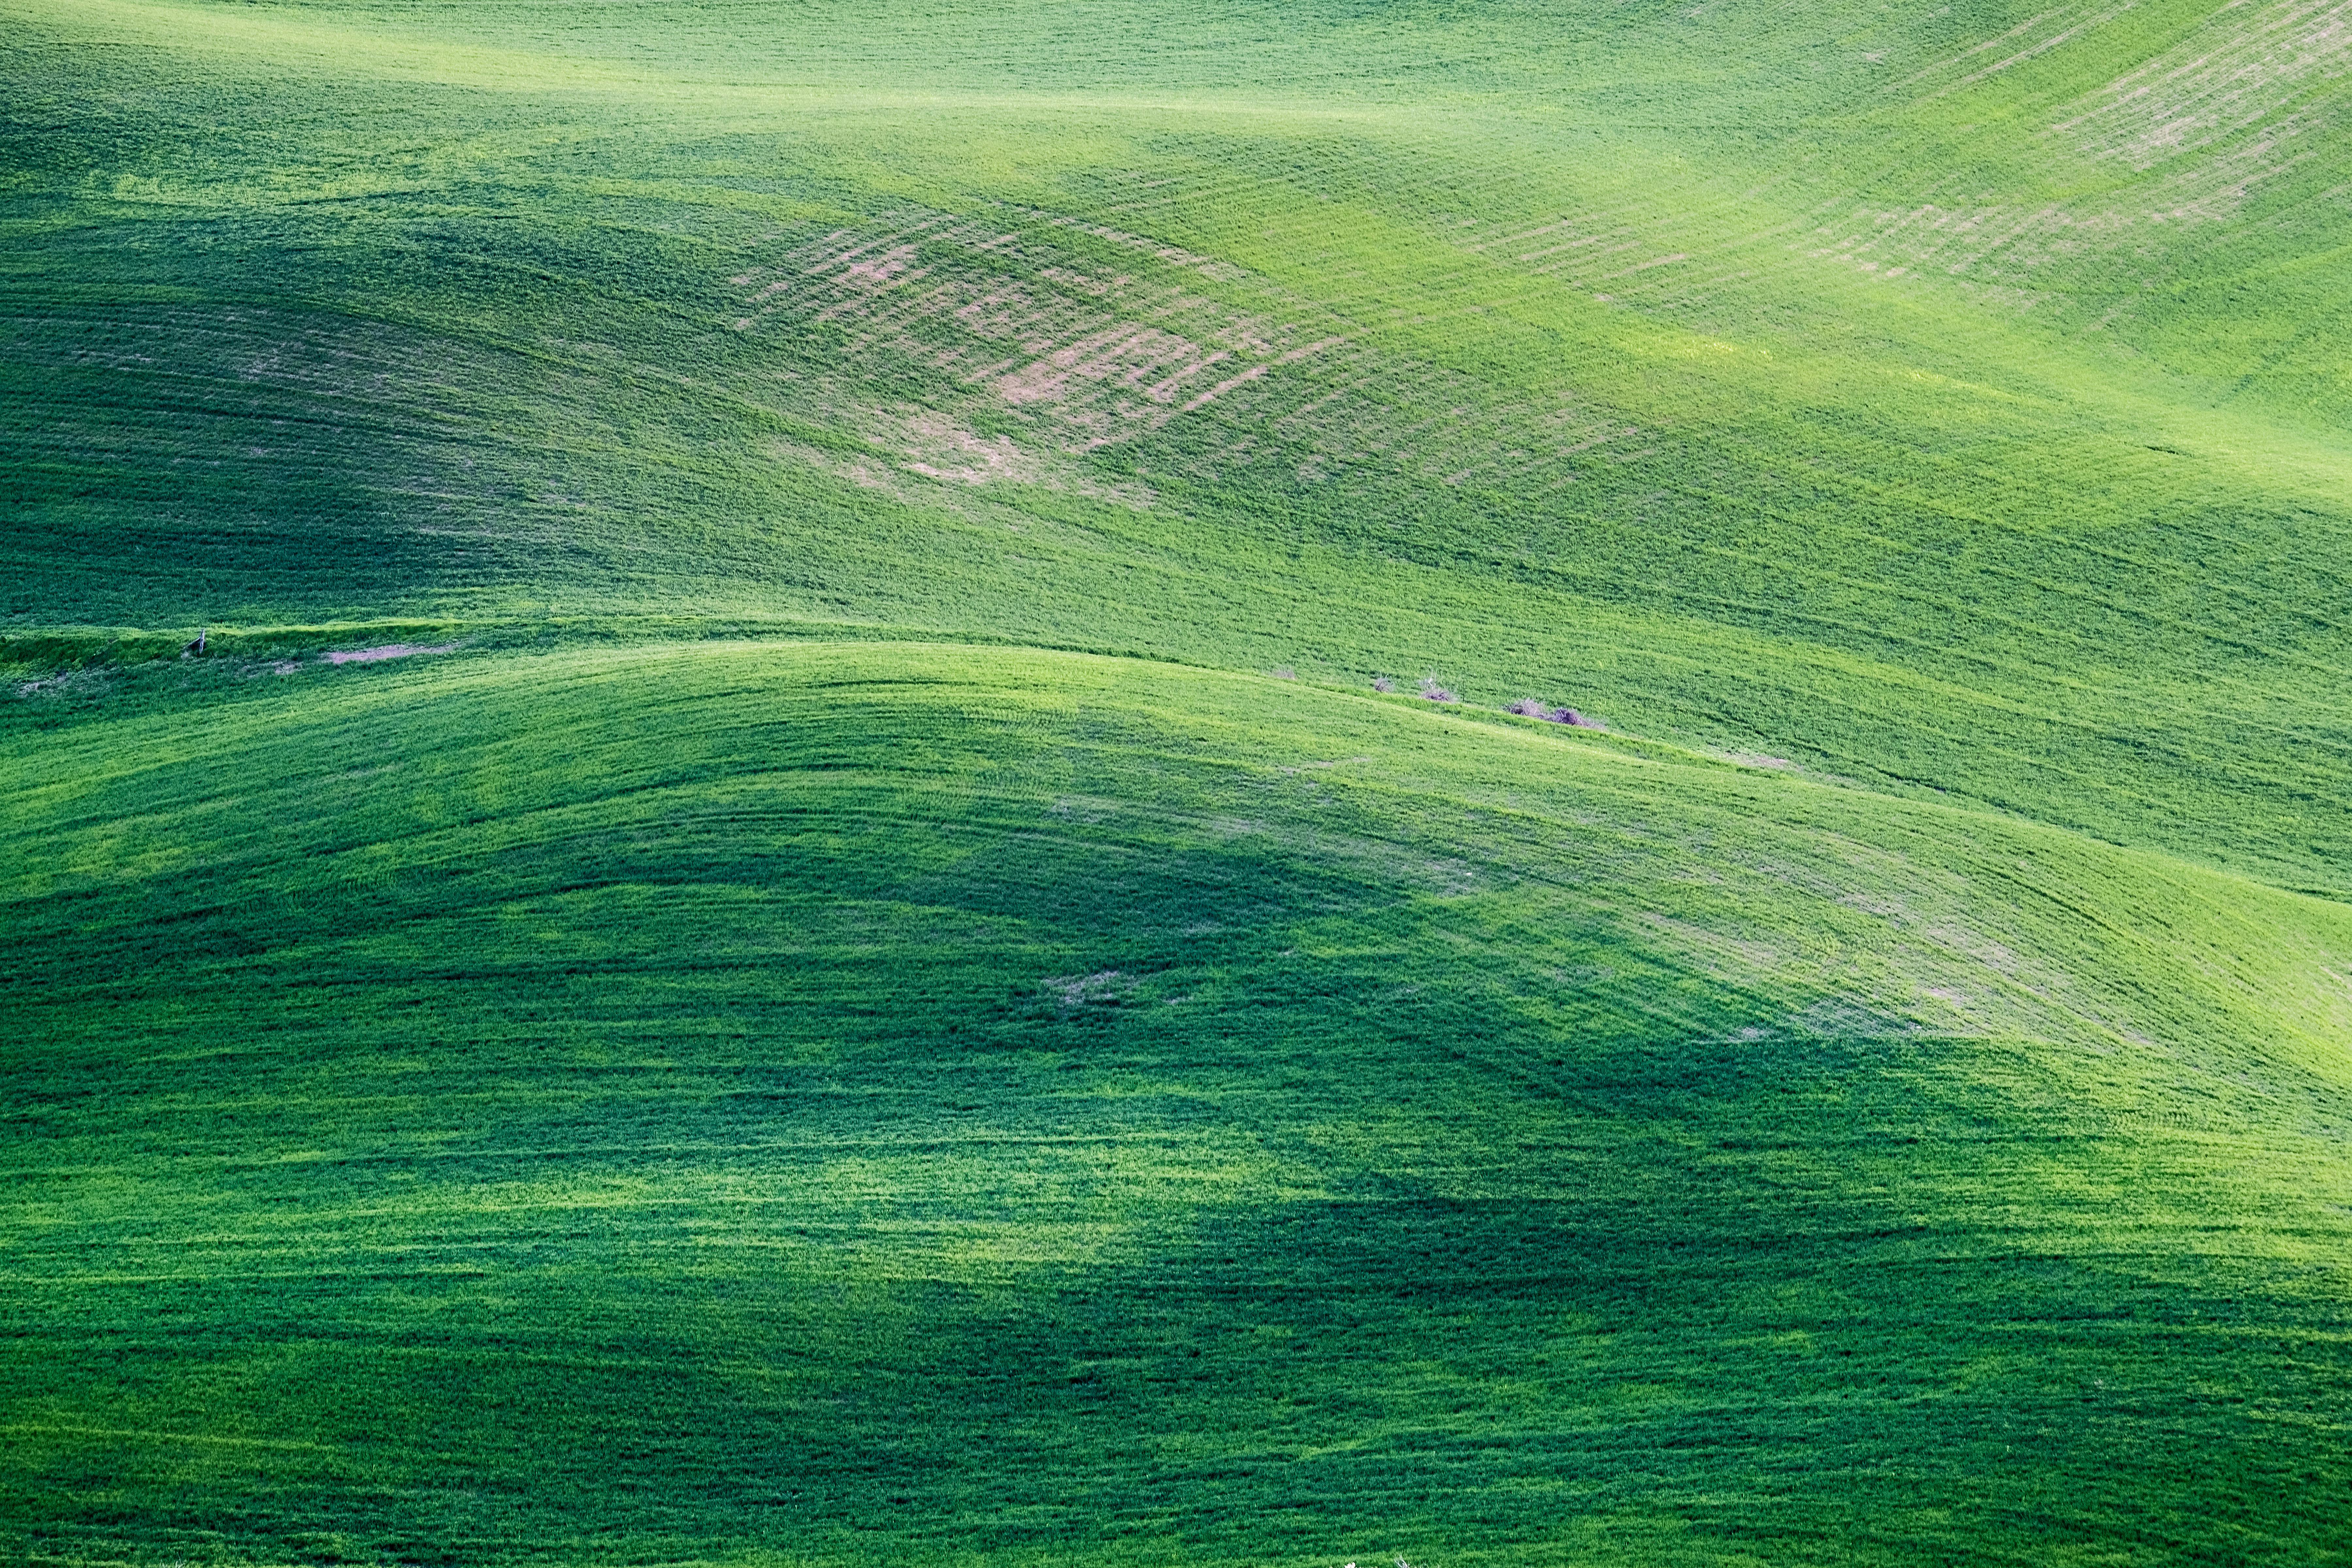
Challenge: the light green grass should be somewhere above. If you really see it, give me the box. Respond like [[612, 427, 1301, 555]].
[[5, 1, 2352, 1562], [10, 0, 2352, 890]]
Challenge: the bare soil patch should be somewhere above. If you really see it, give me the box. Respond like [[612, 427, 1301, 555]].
[[322, 642, 459, 665]]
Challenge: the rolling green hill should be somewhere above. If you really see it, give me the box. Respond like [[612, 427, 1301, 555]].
[[5, 2, 2351, 1564]]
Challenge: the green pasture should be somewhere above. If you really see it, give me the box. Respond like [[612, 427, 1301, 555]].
[[11, 0, 2352, 889], [6, 643, 2351, 1566], [5, 0, 2352, 1563]]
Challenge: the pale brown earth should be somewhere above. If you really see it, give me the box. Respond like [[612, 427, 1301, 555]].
[[728, 206, 1643, 497], [1813, 0, 2347, 302], [320, 642, 460, 664]]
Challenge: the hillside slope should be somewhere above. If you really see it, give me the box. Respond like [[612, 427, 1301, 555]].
[[5, 643, 2351, 1565], [5, 2, 2352, 1564], [9, 0, 2352, 890]]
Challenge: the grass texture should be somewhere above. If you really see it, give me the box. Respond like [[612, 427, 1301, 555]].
[[8, 643, 2351, 1567], [4, 2, 2352, 1564]]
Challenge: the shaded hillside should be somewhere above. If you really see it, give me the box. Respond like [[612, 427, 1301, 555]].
[[5, 644, 2350, 1565]]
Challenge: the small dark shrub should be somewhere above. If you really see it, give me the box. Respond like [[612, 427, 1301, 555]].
[[1509, 698, 1594, 724]]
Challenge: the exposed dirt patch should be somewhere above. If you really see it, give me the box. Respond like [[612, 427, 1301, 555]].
[[1802, 0, 2346, 308], [886, 408, 1156, 506], [321, 642, 459, 665], [725, 206, 1638, 496], [2059, 0, 2352, 169], [1042, 970, 1136, 1012], [11, 667, 114, 701]]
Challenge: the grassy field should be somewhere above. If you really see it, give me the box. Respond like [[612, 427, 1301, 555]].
[[4, 2, 2351, 1564]]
